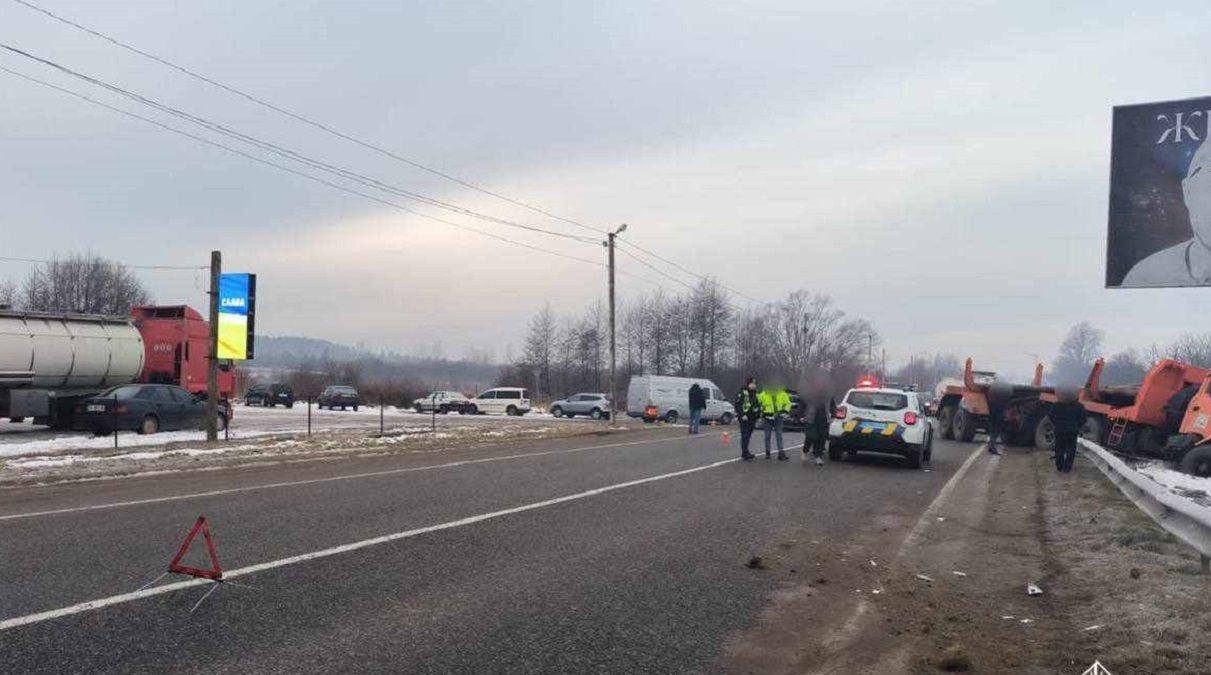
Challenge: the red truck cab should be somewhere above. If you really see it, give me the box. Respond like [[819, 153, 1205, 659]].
[[130, 305, 235, 420]]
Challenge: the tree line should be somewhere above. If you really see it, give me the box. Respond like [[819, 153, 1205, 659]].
[[0, 253, 151, 315], [499, 279, 883, 404]]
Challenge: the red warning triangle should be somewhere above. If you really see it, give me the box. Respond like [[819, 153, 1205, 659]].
[[168, 515, 224, 580]]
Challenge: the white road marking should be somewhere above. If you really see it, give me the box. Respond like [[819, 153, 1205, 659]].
[[0, 434, 710, 522], [0, 456, 739, 631], [895, 442, 987, 559]]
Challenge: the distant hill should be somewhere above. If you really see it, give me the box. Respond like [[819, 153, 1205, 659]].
[[251, 335, 502, 389]]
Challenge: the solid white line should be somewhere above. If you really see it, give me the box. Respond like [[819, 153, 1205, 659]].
[[0, 434, 709, 522], [894, 442, 988, 560], [0, 456, 739, 631]]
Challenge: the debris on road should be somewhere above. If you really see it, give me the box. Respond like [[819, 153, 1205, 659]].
[[1026, 583, 1043, 596], [916, 573, 934, 583], [746, 556, 766, 570], [952, 570, 968, 577], [1083, 625, 1102, 632]]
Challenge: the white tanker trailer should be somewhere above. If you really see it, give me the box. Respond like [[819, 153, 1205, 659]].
[[0, 305, 233, 428]]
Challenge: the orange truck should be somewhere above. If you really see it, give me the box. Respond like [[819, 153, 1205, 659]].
[[934, 358, 1051, 445], [1035, 357, 1211, 476]]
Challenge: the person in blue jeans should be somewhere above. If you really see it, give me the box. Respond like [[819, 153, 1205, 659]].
[[688, 383, 706, 434]]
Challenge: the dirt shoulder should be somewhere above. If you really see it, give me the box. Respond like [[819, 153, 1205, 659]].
[[720, 446, 1211, 674]]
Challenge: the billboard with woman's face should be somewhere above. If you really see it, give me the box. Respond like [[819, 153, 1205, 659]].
[[1108, 96, 1211, 288]]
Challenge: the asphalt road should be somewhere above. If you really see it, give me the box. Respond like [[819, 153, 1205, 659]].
[[0, 425, 975, 673]]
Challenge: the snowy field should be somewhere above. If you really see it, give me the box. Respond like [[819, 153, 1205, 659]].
[[0, 402, 601, 459]]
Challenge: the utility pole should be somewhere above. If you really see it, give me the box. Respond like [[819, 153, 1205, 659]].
[[606, 223, 627, 426], [206, 250, 221, 442]]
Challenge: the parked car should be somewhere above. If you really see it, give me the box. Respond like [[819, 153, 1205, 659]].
[[72, 383, 228, 435], [318, 385, 361, 411], [467, 387, 531, 416], [413, 391, 471, 414], [828, 386, 933, 469], [244, 383, 295, 408], [550, 393, 611, 419], [625, 375, 734, 424]]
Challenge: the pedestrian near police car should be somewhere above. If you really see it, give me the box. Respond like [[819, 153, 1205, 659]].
[[758, 384, 792, 460], [735, 377, 760, 460]]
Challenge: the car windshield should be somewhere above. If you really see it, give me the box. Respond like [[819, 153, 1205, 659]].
[[97, 385, 142, 400], [847, 391, 908, 410]]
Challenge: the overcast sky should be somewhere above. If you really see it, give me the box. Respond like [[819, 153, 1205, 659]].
[[3, 0, 1211, 376]]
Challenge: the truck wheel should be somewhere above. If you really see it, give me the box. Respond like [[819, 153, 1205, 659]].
[[551, 406, 564, 418], [139, 415, 159, 435], [1080, 416, 1106, 445], [923, 432, 933, 462], [664, 410, 679, 424], [1179, 445, 1211, 477], [720, 412, 734, 425], [953, 408, 976, 442], [590, 408, 604, 420], [1034, 416, 1057, 453], [506, 405, 518, 416], [466, 404, 479, 415], [353, 405, 359, 412], [439, 405, 450, 415], [938, 405, 956, 440], [905, 447, 923, 470]]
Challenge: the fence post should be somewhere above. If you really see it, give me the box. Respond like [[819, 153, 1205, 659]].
[[307, 397, 312, 437], [113, 392, 118, 449], [380, 394, 385, 435]]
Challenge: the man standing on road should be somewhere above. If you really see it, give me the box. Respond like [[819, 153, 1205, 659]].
[[758, 383, 792, 460], [986, 383, 1011, 455], [688, 383, 706, 435], [735, 377, 760, 461], [1051, 389, 1086, 473], [803, 394, 834, 466]]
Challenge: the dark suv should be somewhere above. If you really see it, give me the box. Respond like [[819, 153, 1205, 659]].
[[245, 383, 295, 408], [318, 385, 361, 411]]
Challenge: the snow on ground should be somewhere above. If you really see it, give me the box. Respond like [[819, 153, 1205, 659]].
[[1135, 461, 1211, 508], [0, 428, 284, 458]]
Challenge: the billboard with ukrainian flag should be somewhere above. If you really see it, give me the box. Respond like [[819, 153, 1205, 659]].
[[217, 273, 256, 360]]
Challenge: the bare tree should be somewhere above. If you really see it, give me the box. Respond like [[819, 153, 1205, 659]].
[[1053, 321, 1104, 386], [1164, 332, 1211, 368], [19, 253, 151, 314], [0, 277, 16, 308], [522, 304, 557, 400]]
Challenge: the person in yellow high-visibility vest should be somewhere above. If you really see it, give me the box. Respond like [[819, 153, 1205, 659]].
[[757, 385, 792, 460]]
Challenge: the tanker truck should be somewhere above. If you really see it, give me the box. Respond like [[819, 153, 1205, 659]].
[[0, 304, 234, 430]]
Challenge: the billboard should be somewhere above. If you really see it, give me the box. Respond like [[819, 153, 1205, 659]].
[[217, 273, 256, 360], [1107, 95, 1211, 288]]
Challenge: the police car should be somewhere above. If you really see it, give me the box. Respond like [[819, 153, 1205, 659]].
[[828, 385, 933, 469]]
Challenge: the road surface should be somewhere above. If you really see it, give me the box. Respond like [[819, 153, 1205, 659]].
[[0, 425, 975, 672]]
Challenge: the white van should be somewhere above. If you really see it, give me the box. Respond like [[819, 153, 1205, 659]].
[[626, 375, 735, 424]]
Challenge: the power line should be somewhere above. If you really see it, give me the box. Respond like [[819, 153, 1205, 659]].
[[0, 42, 598, 245], [9, 0, 606, 237], [615, 247, 697, 293], [615, 238, 761, 303], [0, 64, 613, 272], [0, 255, 206, 270]]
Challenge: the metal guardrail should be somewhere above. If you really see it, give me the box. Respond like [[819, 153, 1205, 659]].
[[1079, 438, 1211, 571]]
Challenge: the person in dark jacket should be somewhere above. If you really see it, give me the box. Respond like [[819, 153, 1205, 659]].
[[735, 377, 760, 460], [986, 382, 1012, 455], [802, 395, 835, 466], [1051, 388, 1086, 473], [688, 383, 707, 435]]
